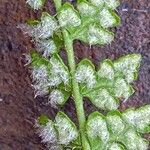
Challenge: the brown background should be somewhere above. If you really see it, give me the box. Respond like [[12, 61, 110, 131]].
[[0, 0, 150, 149]]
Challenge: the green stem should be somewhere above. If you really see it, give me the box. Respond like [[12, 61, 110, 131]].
[[53, 1, 90, 149], [63, 29, 89, 150]]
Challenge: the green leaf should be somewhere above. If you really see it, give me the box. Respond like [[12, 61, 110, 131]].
[[73, 26, 89, 43], [55, 112, 79, 145], [38, 12, 58, 39], [75, 59, 97, 91], [122, 105, 150, 133], [113, 54, 141, 83], [113, 78, 135, 100], [97, 59, 114, 80], [106, 110, 125, 135], [121, 129, 149, 150], [30, 52, 51, 96], [48, 89, 70, 108], [86, 107, 150, 150], [38, 114, 49, 126], [89, 0, 105, 9], [57, 3, 81, 28], [36, 113, 80, 149], [107, 143, 125, 150], [74, 24, 114, 45], [86, 112, 110, 149], [35, 39, 58, 58], [53, 32, 64, 50], [20, 12, 58, 39], [30, 51, 71, 97], [87, 24, 114, 45], [66, 1, 120, 46], [77, 54, 141, 110], [89, 0, 120, 10], [26, 0, 46, 10], [105, 0, 120, 10], [49, 54, 71, 87], [86, 88, 119, 110], [35, 31, 64, 58], [37, 115, 58, 144], [98, 7, 120, 28], [77, 1, 97, 17], [30, 50, 50, 67], [26, 19, 39, 26]]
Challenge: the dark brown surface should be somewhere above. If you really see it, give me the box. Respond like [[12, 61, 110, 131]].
[[0, 0, 150, 149]]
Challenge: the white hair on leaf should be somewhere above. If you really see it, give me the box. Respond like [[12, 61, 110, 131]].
[[47, 144, 63, 150], [99, 8, 118, 28], [48, 90, 65, 108], [55, 112, 78, 145], [18, 13, 58, 39], [32, 65, 50, 97], [50, 57, 70, 85], [33, 82, 49, 98], [88, 24, 114, 45], [31, 56, 70, 97], [87, 88, 119, 110], [32, 65, 48, 82], [105, 0, 120, 10], [122, 105, 150, 133], [97, 60, 114, 80], [58, 4, 81, 28], [36, 120, 57, 144], [26, 0, 44, 10], [35, 39, 57, 58], [47, 74, 62, 87], [86, 112, 109, 143], [77, 1, 96, 16], [113, 54, 141, 83], [106, 113, 125, 134], [114, 78, 134, 100], [123, 129, 148, 150], [89, 0, 104, 8], [75, 64, 96, 89], [39, 13, 58, 39]]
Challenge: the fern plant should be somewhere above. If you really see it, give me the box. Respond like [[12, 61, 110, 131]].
[[20, 0, 150, 149]]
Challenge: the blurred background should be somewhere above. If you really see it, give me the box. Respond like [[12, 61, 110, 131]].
[[0, 0, 149, 149]]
